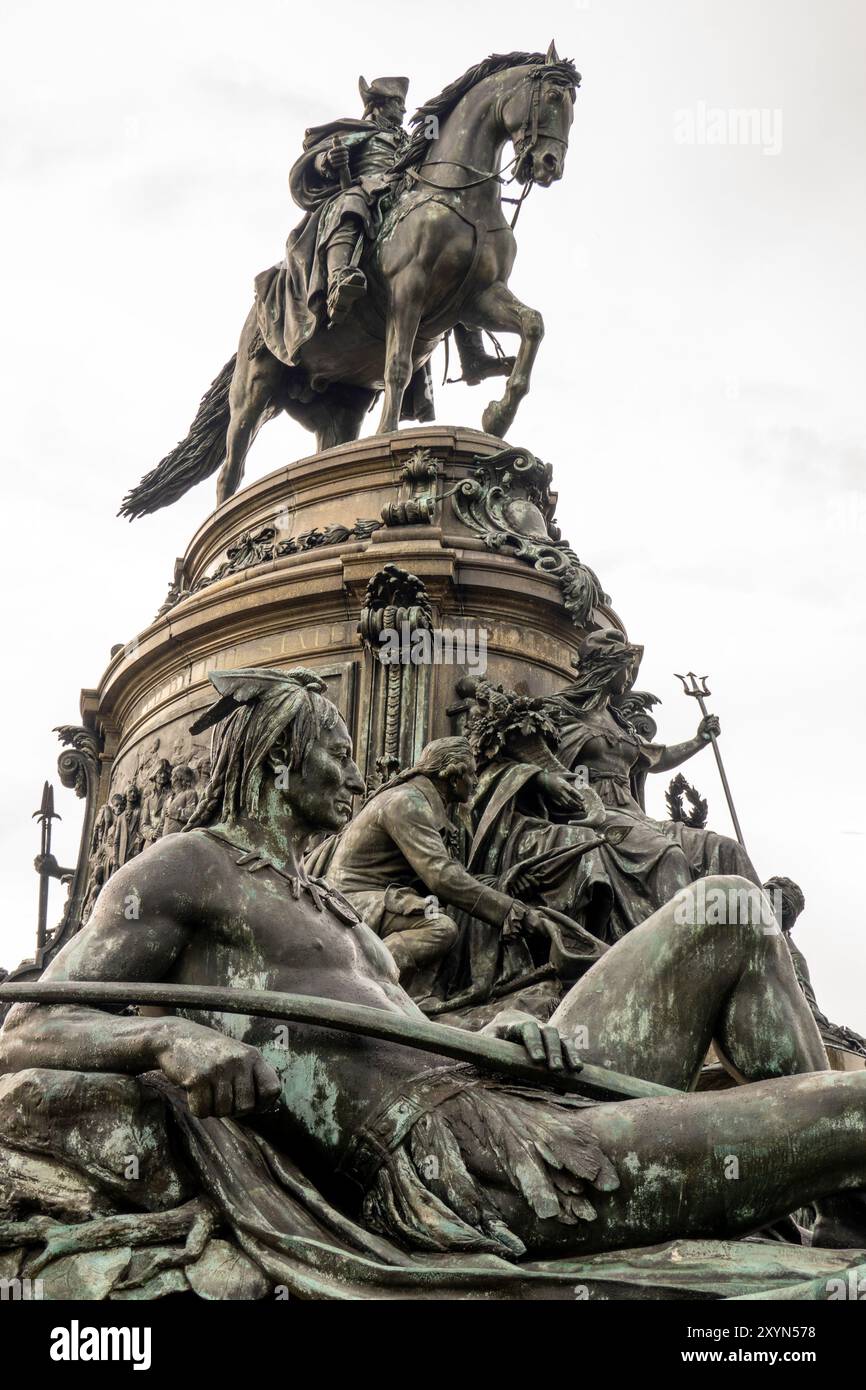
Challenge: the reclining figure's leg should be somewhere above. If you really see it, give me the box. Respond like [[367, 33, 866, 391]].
[[550, 874, 827, 1088], [475, 877, 866, 1254]]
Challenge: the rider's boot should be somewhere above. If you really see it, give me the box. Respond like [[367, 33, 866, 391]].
[[453, 325, 515, 385], [326, 226, 367, 324]]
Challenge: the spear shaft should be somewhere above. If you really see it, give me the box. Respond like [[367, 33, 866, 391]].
[[0, 979, 678, 1102], [32, 782, 60, 952]]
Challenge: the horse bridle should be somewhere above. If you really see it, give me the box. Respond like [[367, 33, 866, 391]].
[[408, 69, 572, 194], [512, 70, 571, 177]]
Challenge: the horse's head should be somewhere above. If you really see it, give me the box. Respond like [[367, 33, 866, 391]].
[[504, 44, 580, 187]]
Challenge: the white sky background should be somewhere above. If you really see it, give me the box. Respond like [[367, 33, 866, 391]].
[[1, 0, 864, 1028]]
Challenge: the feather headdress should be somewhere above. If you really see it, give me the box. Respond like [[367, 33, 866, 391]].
[[189, 667, 328, 736]]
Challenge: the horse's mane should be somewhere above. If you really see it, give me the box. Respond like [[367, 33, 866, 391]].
[[393, 51, 580, 174]]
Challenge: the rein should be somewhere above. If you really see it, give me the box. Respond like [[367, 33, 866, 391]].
[[407, 158, 534, 230], [407, 157, 513, 192]]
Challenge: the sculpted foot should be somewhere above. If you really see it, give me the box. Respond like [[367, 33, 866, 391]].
[[460, 352, 515, 386], [327, 267, 367, 325]]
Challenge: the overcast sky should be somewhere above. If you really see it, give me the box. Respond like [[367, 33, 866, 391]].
[[2, 0, 864, 1029]]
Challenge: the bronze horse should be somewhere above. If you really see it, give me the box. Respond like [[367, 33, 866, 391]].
[[120, 47, 579, 519]]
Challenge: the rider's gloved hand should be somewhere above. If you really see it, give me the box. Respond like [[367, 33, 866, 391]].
[[326, 143, 351, 174]]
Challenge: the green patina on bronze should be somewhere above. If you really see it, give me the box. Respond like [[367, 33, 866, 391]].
[[1, 666, 865, 1301]]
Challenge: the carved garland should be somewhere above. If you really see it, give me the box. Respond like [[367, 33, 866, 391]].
[[156, 517, 383, 618]]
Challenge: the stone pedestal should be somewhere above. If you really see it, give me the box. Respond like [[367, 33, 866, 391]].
[[83, 427, 621, 809]]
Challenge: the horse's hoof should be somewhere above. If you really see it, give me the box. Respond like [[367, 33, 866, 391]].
[[482, 403, 511, 439]]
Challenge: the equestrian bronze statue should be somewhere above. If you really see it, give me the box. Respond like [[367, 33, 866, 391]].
[[120, 46, 578, 519]]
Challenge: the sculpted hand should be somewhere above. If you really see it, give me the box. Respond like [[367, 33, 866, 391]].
[[157, 1025, 281, 1119], [535, 771, 586, 816], [502, 902, 559, 941], [326, 143, 351, 174], [485, 1012, 583, 1075], [698, 714, 720, 742], [523, 906, 555, 937]]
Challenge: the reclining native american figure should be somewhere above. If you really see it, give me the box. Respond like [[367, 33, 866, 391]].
[[1, 667, 865, 1299]]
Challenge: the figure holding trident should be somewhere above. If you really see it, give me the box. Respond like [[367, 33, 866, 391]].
[[675, 671, 747, 849], [463, 632, 763, 947]]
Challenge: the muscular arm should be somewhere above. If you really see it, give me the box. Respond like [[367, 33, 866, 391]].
[[650, 715, 720, 774], [1, 842, 197, 1073], [0, 836, 279, 1117], [381, 787, 516, 927]]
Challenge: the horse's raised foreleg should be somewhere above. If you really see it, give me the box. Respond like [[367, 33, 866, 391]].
[[463, 282, 544, 440], [376, 277, 425, 435], [216, 311, 285, 506]]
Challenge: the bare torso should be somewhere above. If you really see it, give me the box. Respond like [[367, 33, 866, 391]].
[[143, 830, 451, 1165]]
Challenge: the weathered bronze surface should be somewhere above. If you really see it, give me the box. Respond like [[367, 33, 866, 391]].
[[768, 875, 866, 1061], [4, 45, 864, 1304]]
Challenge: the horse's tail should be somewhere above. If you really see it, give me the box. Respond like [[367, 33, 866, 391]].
[[118, 355, 236, 519]]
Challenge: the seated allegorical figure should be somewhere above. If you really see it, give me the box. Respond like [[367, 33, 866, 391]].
[[549, 628, 760, 924], [462, 630, 761, 963], [1, 665, 865, 1300]]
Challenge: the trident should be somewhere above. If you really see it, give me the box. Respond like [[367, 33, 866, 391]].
[[674, 672, 746, 851], [32, 781, 61, 952]]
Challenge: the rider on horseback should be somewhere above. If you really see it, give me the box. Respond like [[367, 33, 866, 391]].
[[122, 50, 574, 519], [302, 76, 410, 325], [282, 74, 511, 383]]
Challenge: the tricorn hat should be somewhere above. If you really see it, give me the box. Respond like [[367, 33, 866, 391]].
[[359, 75, 409, 107]]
